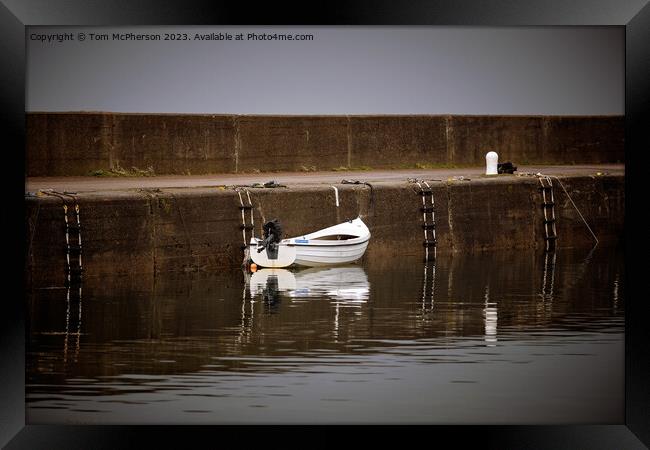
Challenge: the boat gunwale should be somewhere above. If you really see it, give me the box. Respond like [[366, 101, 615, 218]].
[[251, 237, 370, 248], [289, 235, 370, 248]]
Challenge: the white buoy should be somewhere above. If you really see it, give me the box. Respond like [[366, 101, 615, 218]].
[[485, 151, 498, 175]]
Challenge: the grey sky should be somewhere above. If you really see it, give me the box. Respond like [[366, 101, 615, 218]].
[[26, 26, 624, 115]]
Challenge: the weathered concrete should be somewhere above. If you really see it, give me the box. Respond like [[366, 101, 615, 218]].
[[26, 113, 113, 176], [26, 113, 624, 176], [111, 114, 237, 174], [544, 116, 625, 163], [348, 116, 448, 168], [448, 115, 546, 165], [237, 115, 349, 172], [25, 173, 624, 287]]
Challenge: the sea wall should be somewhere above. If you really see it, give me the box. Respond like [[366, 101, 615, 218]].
[[25, 174, 624, 287], [26, 113, 624, 176]]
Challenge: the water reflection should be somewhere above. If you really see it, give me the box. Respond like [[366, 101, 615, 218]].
[[26, 245, 625, 424], [244, 267, 370, 343], [63, 284, 83, 364], [484, 285, 498, 347], [249, 266, 369, 305]]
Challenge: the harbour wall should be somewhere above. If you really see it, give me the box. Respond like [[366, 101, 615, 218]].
[[26, 113, 624, 176], [25, 174, 624, 287]]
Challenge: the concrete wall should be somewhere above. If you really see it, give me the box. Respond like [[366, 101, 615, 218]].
[[26, 113, 624, 176], [25, 174, 624, 287]]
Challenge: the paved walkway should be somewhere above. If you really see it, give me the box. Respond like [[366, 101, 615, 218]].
[[26, 164, 624, 193]]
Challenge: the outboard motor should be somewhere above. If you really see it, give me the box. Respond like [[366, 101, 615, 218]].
[[257, 219, 283, 260]]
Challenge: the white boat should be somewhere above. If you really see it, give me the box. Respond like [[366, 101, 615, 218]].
[[250, 217, 371, 268]]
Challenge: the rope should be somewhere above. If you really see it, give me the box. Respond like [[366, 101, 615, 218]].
[[550, 176, 599, 246], [341, 179, 374, 211]]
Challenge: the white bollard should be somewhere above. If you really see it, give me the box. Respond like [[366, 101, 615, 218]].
[[485, 151, 498, 175]]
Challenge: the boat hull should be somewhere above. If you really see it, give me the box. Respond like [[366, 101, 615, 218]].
[[249, 242, 296, 268], [249, 217, 371, 268], [293, 238, 370, 267]]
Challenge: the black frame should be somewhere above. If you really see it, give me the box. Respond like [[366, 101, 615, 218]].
[[3, 1, 647, 448]]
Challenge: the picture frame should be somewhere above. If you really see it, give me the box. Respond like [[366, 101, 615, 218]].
[[3, 0, 646, 447]]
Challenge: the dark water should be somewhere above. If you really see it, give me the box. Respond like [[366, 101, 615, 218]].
[[26, 245, 624, 424]]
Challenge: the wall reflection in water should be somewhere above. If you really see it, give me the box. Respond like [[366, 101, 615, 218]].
[[27, 246, 623, 378], [26, 245, 624, 424]]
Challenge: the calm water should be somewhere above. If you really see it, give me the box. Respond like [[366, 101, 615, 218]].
[[26, 245, 624, 424]]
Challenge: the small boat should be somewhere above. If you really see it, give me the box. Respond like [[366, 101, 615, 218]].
[[250, 217, 371, 268]]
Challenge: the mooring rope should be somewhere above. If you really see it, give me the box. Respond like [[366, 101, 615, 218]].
[[518, 172, 599, 249], [341, 179, 374, 212], [550, 175, 599, 246]]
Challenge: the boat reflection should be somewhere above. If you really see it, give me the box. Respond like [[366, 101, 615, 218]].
[[248, 266, 370, 307]]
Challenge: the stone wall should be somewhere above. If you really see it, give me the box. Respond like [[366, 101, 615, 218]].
[[25, 174, 624, 287], [26, 113, 624, 176]]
